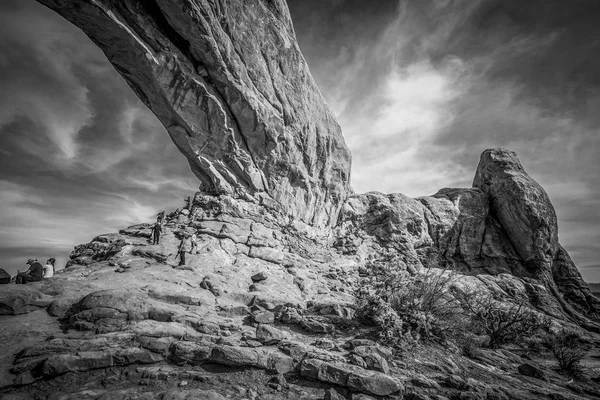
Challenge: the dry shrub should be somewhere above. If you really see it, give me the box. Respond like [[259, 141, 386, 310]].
[[458, 291, 549, 349], [545, 328, 587, 375], [355, 261, 463, 347]]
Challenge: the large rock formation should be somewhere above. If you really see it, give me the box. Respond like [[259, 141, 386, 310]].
[[3, 1, 600, 399], [473, 148, 558, 270], [36, 0, 352, 229], [335, 149, 600, 328], [2, 182, 599, 399]]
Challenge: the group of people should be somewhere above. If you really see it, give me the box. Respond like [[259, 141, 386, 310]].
[[15, 258, 56, 284], [149, 210, 198, 267]]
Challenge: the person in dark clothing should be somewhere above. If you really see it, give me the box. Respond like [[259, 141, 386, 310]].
[[157, 211, 165, 224], [16, 258, 44, 284], [151, 219, 163, 245]]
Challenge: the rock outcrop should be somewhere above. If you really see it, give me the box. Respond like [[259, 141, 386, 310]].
[[36, 0, 352, 229], [473, 148, 558, 270], [335, 150, 600, 329], [0, 285, 53, 315], [2, 157, 598, 397]]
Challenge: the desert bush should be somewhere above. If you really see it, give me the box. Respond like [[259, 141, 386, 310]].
[[545, 328, 587, 374], [355, 260, 463, 347], [458, 292, 548, 349]]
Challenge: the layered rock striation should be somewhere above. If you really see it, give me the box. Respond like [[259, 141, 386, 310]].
[[36, 0, 352, 229]]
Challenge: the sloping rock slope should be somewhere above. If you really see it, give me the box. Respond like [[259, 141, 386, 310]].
[[2, 154, 600, 399], [0, 0, 598, 398]]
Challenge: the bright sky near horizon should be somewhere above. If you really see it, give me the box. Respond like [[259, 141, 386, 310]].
[[1, 0, 599, 281]]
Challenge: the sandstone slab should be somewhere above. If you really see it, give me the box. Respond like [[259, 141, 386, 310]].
[[300, 359, 402, 396], [0, 285, 53, 315]]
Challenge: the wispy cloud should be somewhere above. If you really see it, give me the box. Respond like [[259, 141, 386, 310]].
[[0, 0, 197, 275], [0, 3, 94, 165]]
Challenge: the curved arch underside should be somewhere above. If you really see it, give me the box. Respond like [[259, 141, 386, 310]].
[[36, 0, 353, 229]]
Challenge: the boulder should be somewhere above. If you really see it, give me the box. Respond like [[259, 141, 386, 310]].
[[354, 352, 388, 374], [473, 148, 557, 267], [256, 324, 289, 345], [253, 311, 275, 324], [281, 308, 303, 324], [348, 354, 368, 369], [64, 289, 152, 331], [0, 285, 53, 315], [299, 359, 402, 396], [251, 272, 268, 283], [210, 346, 259, 367], [324, 388, 346, 400], [40, 348, 162, 377], [300, 316, 335, 333], [517, 363, 546, 380], [346, 368, 403, 397], [66, 233, 130, 267], [0, 268, 11, 284], [168, 342, 212, 365]]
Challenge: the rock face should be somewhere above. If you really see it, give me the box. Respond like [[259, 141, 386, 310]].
[[335, 150, 600, 328], [36, 0, 352, 229], [335, 188, 529, 277], [473, 148, 558, 270]]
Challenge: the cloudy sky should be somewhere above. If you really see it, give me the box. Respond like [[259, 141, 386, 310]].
[[1, 1, 599, 281]]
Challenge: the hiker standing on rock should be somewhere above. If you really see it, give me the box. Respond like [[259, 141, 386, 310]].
[[16, 258, 44, 284], [43, 258, 55, 278], [151, 218, 163, 245], [157, 210, 165, 224], [178, 234, 192, 266], [190, 233, 198, 254]]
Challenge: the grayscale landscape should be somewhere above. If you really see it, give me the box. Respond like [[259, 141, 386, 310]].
[[1, 1, 600, 399]]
